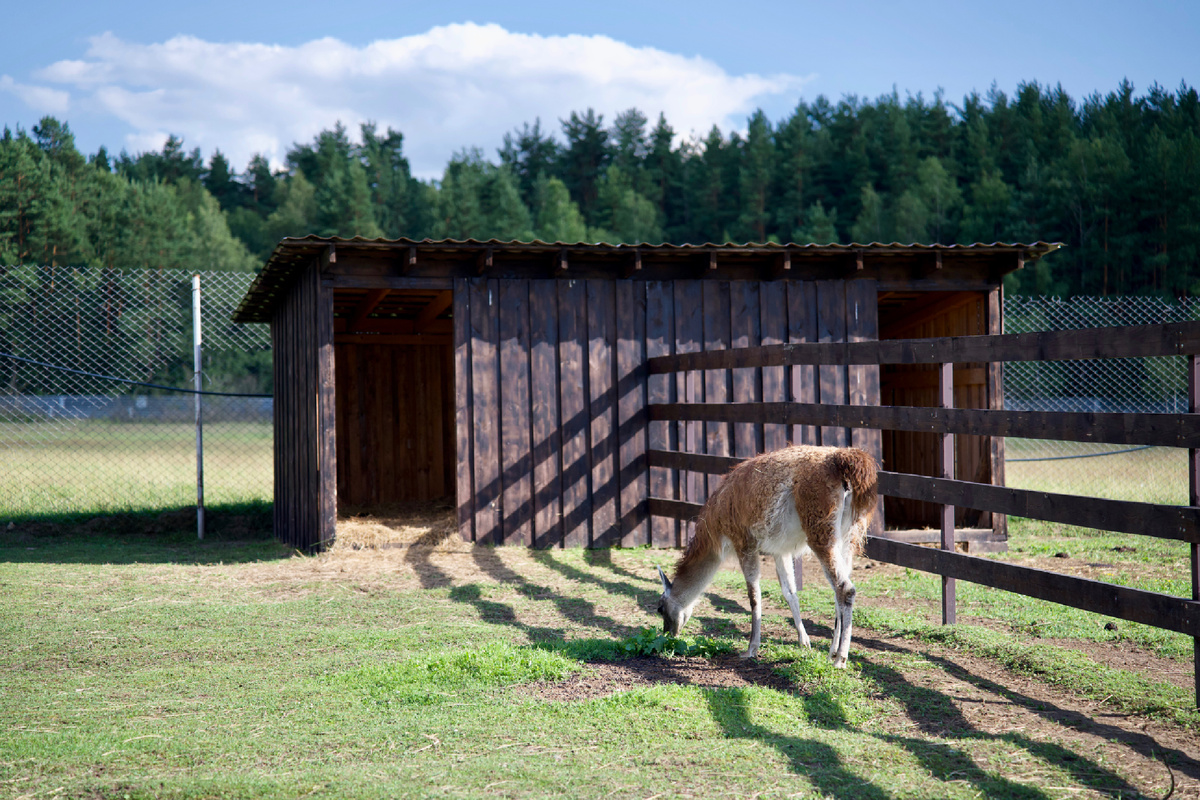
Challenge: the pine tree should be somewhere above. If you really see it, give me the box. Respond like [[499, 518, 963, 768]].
[[498, 118, 560, 210], [560, 109, 609, 224], [737, 110, 774, 242]]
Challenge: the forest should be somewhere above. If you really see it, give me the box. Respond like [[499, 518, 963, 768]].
[[1, 79, 1198, 297]]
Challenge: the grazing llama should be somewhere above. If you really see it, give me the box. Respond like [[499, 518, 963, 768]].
[[656, 445, 878, 668]]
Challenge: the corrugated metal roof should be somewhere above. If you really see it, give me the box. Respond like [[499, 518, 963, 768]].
[[233, 236, 1063, 323]]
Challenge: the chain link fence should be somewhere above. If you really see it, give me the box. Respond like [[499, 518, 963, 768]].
[[1, 270, 1194, 521], [1004, 295, 1199, 505], [0, 265, 271, 518]]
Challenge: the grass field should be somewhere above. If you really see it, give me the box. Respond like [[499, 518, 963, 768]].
[[1005, 439, 1187, 504], [0, 421, 272, 517], [1, 507, 1196, 800]]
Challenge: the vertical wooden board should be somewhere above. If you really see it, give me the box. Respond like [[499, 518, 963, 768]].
[[645, 280, 679, 547], [558, 279, 591, 547], [333, 343, 347, 505], [588, 279, 618, 547], [787, 281, 819, 446], [846, 279, 883, 535], [300, 270, 316, 548], [470, 278, 501, 545], [760, 282, 788, 451], [702, 281, 731, 496], [428, 345, 447, 498], [674, 280, 704, 539], [278, 299, 290, 544], [362, 342, 383, 504], [816, 280, 849, 447], [271, 315, 283, 541], [730, 281, 763, 458], [529, 280, 562, 548], [617, 280, 648, 547], [373, 346, 395, 500], [317, 282, 337, 547], [395, 346, 415, 499], [499, 280, 533, 546], [443, 343, 456, 496], [453, 280, 474, 541], [284, 297, 296, 545]]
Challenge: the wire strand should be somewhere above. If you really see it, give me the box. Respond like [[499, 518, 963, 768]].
[[0, 352, 272, 398]]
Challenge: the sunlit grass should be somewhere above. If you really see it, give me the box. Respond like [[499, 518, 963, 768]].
[[0, 420, 271, 517]]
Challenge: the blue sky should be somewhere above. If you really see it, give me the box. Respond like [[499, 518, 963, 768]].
[[2, 0, 1196, 178]]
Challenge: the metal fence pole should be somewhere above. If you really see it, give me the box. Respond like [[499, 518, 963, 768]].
[[193, 275, 204, 540]]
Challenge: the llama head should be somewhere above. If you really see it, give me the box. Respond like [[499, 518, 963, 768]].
[[656, 565, 691, 635]]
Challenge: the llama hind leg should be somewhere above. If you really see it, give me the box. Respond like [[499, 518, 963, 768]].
[[739, 554, 763, 659], [774, 555, 811, 649], [814, 546, 856, 668]]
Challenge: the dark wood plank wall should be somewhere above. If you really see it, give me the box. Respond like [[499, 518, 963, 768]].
[[270, 261, 335, 551], [646, 282, 680, 547], [454, 276, 881, 547], [880, 292, 991, 528], [333, 341, 454, 507]]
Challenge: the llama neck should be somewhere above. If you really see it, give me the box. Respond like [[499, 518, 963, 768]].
[[671, 546, 725, 608]]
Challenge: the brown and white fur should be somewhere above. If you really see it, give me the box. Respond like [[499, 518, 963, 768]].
[[656, 445, 878, 668]]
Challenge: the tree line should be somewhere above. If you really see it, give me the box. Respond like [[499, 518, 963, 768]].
[[2, 79, 1198, 297]]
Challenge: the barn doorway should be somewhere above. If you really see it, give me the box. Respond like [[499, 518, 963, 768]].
[[332, 286, 456, 509], [876, 290, 1000, 539]]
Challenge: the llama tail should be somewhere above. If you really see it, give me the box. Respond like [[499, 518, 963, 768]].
[[831, 448, 879, 525]]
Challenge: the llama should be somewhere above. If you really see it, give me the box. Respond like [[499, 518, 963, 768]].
[[656, 445, 878, 668]]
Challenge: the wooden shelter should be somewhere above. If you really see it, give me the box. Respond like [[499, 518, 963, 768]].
[[232, 237, 1061, 551]]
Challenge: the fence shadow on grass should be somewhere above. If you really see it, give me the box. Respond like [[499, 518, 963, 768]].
[[0, 502, 288, 565], [910, 649, 1200, 788]]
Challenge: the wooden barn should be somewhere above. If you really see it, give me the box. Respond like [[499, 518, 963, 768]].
[[232, 237, 1061, 552]]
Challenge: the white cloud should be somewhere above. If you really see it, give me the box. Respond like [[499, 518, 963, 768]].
[[26, 23, 811, 178], [0, 75, 70, 116]]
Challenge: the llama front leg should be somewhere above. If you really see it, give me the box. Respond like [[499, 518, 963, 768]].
[[739, 555, 763, 659], [774, 555, 811, 649]]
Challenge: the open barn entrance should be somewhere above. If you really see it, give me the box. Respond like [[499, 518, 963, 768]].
[[877, 289, 1005, 549], [332, 286, 456, 510]]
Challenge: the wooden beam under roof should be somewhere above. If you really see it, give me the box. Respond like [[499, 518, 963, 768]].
[[414, 290, 454, 333], [348, 288, 389, 333]]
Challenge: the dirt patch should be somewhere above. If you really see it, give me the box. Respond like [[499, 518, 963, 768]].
[[516, 654, 795, 701]]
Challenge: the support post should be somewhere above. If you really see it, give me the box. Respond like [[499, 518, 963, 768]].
[[192, 275, 204, 541], [1190, 354, 1199, 707], [940, 360, 955, 624]]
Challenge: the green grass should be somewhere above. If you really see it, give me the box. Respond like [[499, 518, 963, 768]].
[[0, 420, 272, 516], [1006, 439, 1186, 504], [1, 517, 1191, 799]]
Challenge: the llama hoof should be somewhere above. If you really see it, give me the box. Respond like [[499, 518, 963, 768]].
[[830, 655, 847, 669], [739, 648, 759, 660]]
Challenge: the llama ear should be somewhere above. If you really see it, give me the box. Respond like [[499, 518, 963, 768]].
[[657, 565, 672, 593]]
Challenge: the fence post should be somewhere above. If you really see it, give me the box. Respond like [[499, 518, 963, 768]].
[[193, 275, 204, 541], [1190, 354, 1199, 707], [940, 361, 956, 624]]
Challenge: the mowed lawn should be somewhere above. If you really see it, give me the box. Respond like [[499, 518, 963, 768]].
[[0, 421, 272, 516], [1, 504, 1197, 800]]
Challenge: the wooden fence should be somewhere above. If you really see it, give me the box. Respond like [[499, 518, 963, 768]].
[[644, 320, 1200, 706]]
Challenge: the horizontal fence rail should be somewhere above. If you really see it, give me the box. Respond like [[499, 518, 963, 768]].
[[647, 401, 1200, 448], [646, 449, 1200, 543], [646, 321, 1200, 372], [644, 318, 1200, 706], [646, 473, 1200, 639]]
